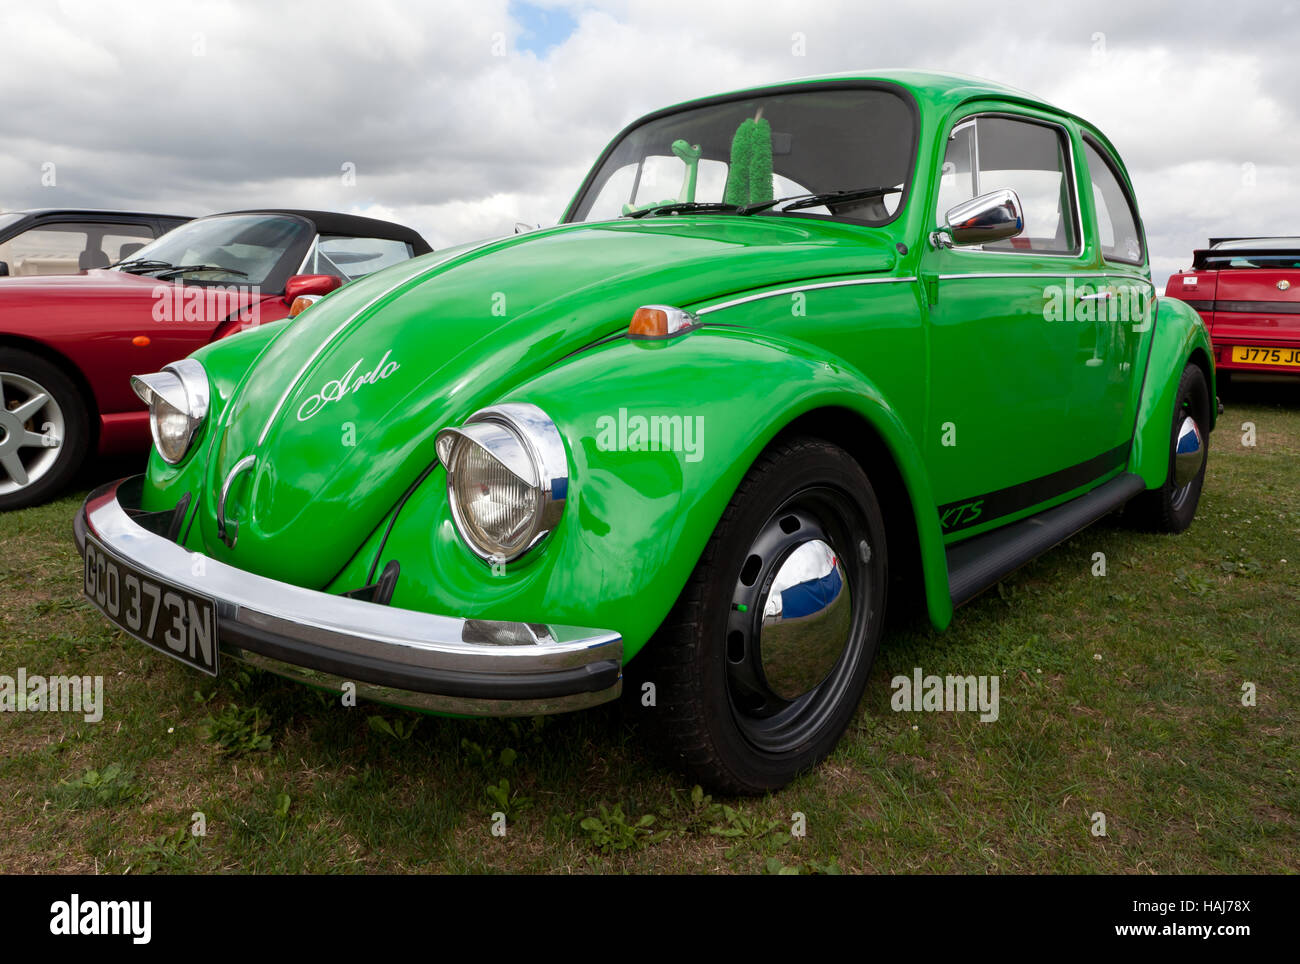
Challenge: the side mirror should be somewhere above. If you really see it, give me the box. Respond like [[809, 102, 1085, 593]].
[[283, 274, 342, 304], [0, 261, 8, 277], [935, 189, 1024, 247], [514, 221, 540, 234]]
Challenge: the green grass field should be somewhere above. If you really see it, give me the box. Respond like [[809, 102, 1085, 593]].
[[1, 376, 1296, 874]]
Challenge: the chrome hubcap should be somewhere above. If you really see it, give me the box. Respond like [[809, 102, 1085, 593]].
[[758, 540, 851, 701], [724, 487, 872, 755], [1172, 414, 1204, 494], [0, 371, 65, 495]]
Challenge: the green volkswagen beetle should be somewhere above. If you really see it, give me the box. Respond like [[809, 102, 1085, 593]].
[[76, 71, 1214, 793]]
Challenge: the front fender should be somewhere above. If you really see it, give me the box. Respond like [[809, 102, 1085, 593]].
[[1128, 296, 1216, 488], [352, 327, 951, 661]]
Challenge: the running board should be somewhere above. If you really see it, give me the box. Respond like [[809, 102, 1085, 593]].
[[946, 472, 1148, 607]]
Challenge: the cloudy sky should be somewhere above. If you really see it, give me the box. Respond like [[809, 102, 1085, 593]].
[[1, 0, 1296, 289]]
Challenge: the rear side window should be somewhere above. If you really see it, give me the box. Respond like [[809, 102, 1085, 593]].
[[1083, 139, 1143, 265]]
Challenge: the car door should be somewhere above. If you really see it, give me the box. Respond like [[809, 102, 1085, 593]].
[[922, 109, 1118, 540]]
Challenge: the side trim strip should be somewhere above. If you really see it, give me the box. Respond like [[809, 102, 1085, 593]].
[[939, 441, 1131, 535], [937, 271, 1143, 281], [1213, 300, 1300, 315], [697, 276, 918, 314]]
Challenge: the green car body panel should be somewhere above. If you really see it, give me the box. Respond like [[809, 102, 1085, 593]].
[[98, 69, 1212, 721]]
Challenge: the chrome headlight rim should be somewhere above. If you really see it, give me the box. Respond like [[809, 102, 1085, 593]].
[[435, 402, 568, 564], [130, 358, 210, 465]]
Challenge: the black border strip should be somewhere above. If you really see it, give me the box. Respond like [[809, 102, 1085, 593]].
[[939, 441, 1131, 535]]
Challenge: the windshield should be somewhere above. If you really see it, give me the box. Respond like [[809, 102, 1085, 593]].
[[115, 214, 312, 285], [567, 87, 916, 224]]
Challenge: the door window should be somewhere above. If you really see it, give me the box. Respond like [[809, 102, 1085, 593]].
[[937, 115, 1079, 255]]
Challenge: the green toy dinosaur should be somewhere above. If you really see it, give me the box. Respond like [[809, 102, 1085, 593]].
[[622, 139, 703, 215]]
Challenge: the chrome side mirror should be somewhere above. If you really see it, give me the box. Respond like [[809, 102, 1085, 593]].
[[933, 189, 1025, 248]]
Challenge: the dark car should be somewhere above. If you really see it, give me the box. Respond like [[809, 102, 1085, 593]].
[[0, 209, 192, 278], [0, 208, 432, 510]]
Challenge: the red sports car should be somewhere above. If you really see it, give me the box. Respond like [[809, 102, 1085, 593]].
[[1165, 237, 1300, 379], [0, 209, 432, 509]]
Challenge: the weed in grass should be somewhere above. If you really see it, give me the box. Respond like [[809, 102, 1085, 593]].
[[57, 763, 141, 808], [578, 803, 669, 855], [708, 804, 787, 860], [128, 825, 199, 874], [202, 703, 272, 756], [460, 737, 519, 771], [484, 778, 532, 821], [368, 715, 420, 742]]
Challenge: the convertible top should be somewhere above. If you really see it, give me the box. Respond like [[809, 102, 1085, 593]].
[[220, 208, 432, 255], [1193, 237, 1300, 271]]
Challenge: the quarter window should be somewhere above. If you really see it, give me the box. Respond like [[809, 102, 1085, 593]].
[[1083, 139, 1144, 265], [937, 115, 1079, 255]]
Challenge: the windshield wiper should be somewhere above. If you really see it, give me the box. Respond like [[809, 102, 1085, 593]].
[[110, 258, 177, 273], [155, 264, 248, 279], [624, 201, 742, 219], [737, 186, 902, 216]]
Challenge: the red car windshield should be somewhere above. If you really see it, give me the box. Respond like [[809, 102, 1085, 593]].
[[115, 214, 311, 286]]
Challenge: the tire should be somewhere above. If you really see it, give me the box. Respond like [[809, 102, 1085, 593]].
[[0, 348, 90, 511], [642, 437, 888, 794], [1125, 363, 1210, 533]]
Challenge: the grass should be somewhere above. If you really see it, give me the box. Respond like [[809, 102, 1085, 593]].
[[0, 377, 1297, 874]]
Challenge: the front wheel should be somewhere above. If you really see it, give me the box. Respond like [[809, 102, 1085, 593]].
[[643, 437, 888, 794]]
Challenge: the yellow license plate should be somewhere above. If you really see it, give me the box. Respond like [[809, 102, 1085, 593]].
[[1231, 345, 1300, 367]]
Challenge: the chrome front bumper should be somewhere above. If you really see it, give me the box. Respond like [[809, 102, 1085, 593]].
[[73, 476, 623, 716]]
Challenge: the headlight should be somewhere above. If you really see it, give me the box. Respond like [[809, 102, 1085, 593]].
[[130, 358, 210, 465], [435, 403, 568, 562]]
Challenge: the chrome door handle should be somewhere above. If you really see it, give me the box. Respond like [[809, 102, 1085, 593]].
[[1078, 291, 1113, 300]]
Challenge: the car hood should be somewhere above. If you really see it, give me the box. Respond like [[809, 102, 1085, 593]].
[[0, 268, 265, 315], [198, 217, 898, 584]]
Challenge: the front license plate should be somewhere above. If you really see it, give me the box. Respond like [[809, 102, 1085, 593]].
[[1231, 345, 1300, 367], [83, 535, 219, 676]]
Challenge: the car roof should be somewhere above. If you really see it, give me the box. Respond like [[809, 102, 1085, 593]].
[[0, 208, 191, 220], [653, 69, 1062, 117], [217, 209, 432, 253], [1211, 237, 1300, 250]]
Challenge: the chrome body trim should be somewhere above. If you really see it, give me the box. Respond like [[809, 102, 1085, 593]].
[[217, 454, 256, 547], [697, 276, 918, 315], [75, 477, 622, 716]]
